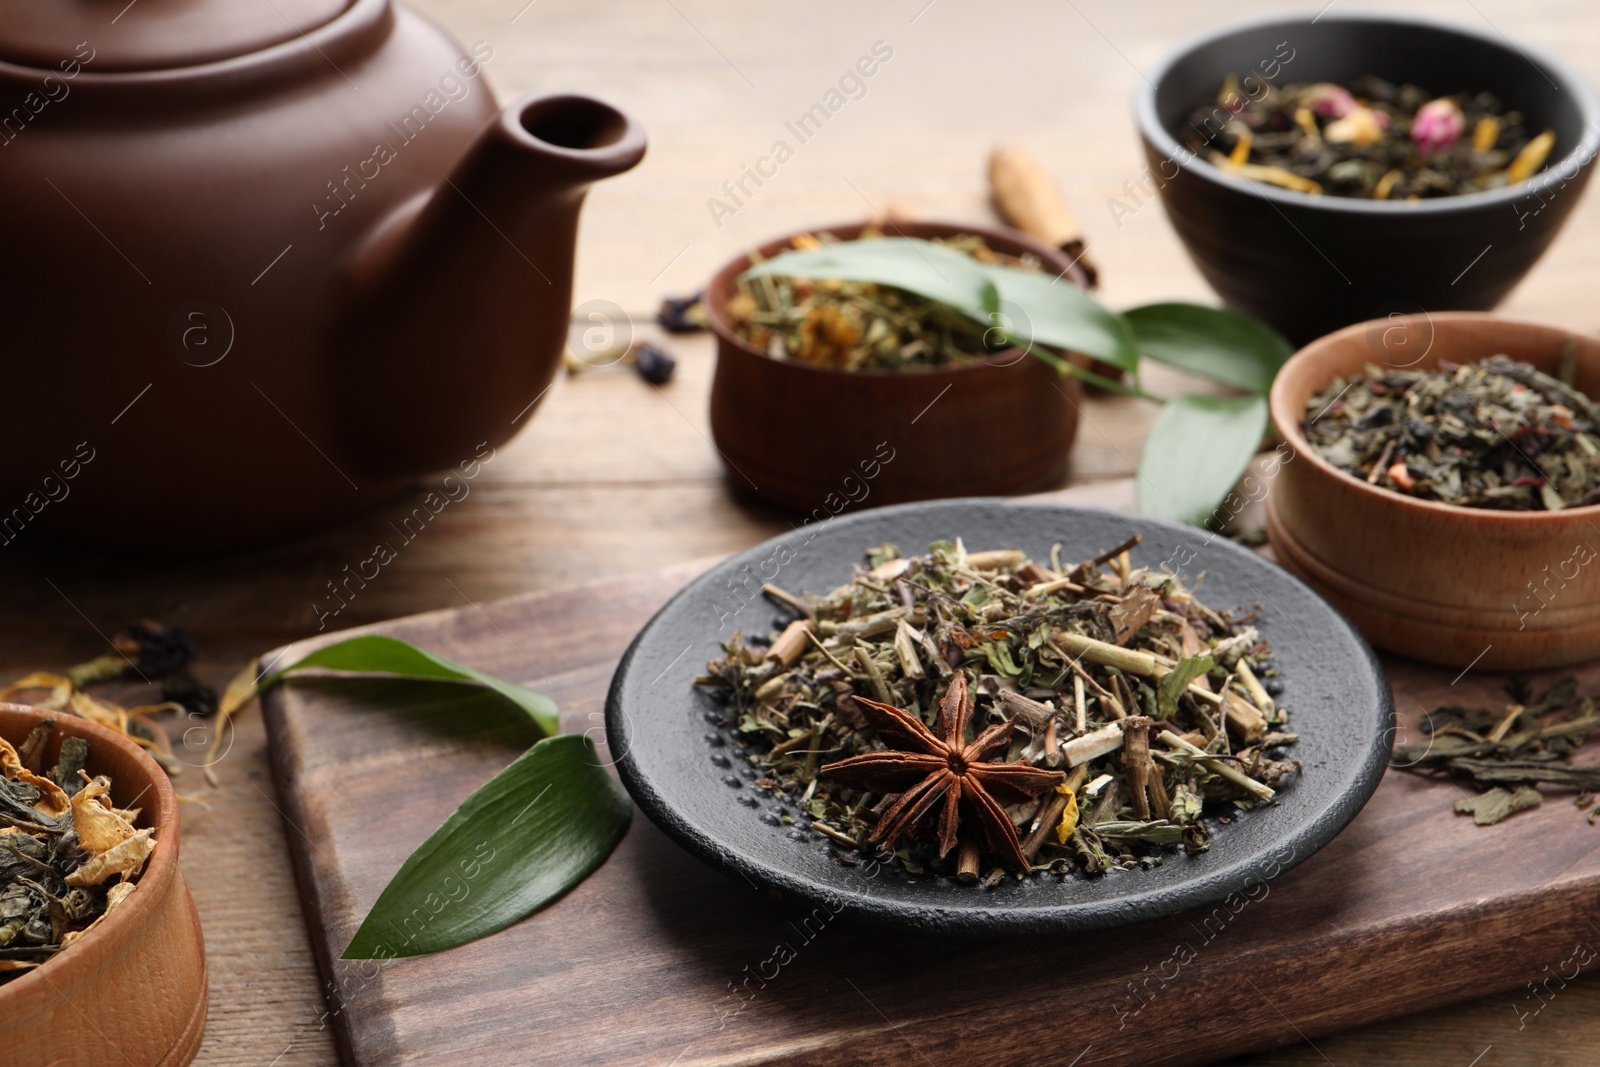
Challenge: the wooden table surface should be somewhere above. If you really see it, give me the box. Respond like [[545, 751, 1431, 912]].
[[5, 0, 1599, 1063]]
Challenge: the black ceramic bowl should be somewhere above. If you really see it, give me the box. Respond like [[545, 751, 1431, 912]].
[[1137, 12, 1600, 344], [605, 499, 1393, 935]]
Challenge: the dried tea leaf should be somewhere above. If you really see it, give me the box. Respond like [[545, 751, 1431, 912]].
[[1454, 785, 1542, 825], [60, 881, 136, 947], [1108, 587, 1161, 646]]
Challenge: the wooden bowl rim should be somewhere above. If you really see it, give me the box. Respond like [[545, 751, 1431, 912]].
[[1269, 310, 1600, 524], [0, 702, 180, 1002], [702, 217, 1085, 381]]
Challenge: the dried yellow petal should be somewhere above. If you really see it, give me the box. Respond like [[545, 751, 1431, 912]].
[[1507, 130, 1556, 184], [1294, 107, 1319, 140], [70, 776, 137, 855], [1227, 128, 1252, 167], [64, 828, 155, 887], [68, 691, 128, 734], [1373, 168, 1403, 201], [1053, 787, 1080, 845], [0, 672, 72, 710], [1324, 107, 1386, 146], [0, 735, 70, 818], [1473, 115, 1500, 153]]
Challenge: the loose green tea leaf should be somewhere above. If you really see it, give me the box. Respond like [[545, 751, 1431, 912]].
[[1397, 675, 1600, 826], [1138, 394, 1269, 526], [1125, 303, 1291, 393], [1453, 785, 1542, 826], [342, 735, 631, 959], [1302, 355, 1600, 510], [265, 635, 559, 736]]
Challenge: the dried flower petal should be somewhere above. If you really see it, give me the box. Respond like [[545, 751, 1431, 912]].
[[1507, 130, 1557, 184], [70, 776, 137, 855], [1326, 106, 1390, 146], [1412, 97, 1465, 156], [64, 828, 155, 887], [0, 735, 69, 817], [1304, 82, 1356, 118]]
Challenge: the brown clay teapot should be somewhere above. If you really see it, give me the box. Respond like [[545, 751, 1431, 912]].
[[0, 0, 645, 549]]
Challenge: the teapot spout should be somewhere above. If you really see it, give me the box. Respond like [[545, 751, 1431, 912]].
[[334, 91, 646, 478]]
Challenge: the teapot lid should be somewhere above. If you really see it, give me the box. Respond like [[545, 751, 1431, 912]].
[[0, 0, 354, 73]]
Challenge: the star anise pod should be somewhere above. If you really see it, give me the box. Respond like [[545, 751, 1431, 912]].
[[820, 671, 1065, 872]]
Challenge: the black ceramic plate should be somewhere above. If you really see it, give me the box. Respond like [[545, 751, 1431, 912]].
[[606, 500, 1392, 934]]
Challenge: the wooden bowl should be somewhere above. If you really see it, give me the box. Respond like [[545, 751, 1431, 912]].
[[1266, 313, 1600, 670], [0, 703, 207, 1067], [704, 220, 1084, 514]]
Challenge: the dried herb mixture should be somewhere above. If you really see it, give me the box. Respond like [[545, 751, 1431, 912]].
[[725, 231, 1042, 371], [1303, 354, 1600, 510], [1187, 75, 1555, 200], [696, 536, 1297, 885], [0, 718, 154, 984], [1397, 676, 1600, 825]]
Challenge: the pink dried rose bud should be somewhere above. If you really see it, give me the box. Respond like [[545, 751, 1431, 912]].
[[1412, 97, 1465, 156], [1304, 83, 1356, 118]]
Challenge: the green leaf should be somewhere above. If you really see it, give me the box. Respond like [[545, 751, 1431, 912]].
[[990, 267, 1139, 370], [1137, 394, 1269, 527], [342, 735, 631, 958], [742, 238, 1000, 321], [741, 237, 1139, 372], [1158, 653, 1214, 719], [1125, 303, 1292, 394], [266, 635, 559, 736]]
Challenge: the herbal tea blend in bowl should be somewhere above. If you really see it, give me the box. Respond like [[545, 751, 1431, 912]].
[[1268, 313, 1600, 670], [1302, 353, 1600, 510], [704, 220, 1088, 511], [0, 704, 206, 1067], [697, 537, 1296, 884], [1186, 75, 1555, 200], [606, 500, 1392, 934], [1136, 13, 1600, 343]]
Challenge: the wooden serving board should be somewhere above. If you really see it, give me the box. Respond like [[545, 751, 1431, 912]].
[[261, 487, 1600, 1067]]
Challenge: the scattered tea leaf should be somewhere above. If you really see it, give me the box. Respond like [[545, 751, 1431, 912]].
[[1454, 785, 1542, 825]]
